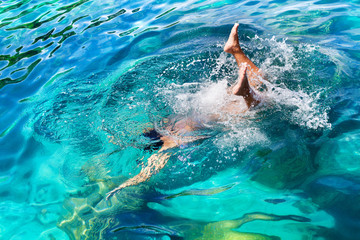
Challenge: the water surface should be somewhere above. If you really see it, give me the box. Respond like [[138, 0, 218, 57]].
[[1, 0, 360, 239]]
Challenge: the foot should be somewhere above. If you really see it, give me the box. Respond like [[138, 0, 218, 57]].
[[224, 23, 242, 54], [232, 65, 250, 97]]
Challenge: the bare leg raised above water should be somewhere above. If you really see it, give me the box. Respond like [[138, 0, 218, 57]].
[[231, 65, 260, 108], [224, 23, 264, 89]]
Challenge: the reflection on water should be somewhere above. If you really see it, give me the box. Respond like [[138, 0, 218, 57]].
[[0, 0, 183, 90], [1, 0, 360, 239]]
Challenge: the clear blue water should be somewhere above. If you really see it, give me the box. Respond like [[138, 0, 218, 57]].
[[1, 0, 360, 239]]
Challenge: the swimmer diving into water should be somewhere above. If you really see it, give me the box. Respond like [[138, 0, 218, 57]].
[[106, 23, 266, 200]]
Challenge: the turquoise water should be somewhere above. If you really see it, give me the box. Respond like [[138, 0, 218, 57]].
[[1, 0, 360, 239]]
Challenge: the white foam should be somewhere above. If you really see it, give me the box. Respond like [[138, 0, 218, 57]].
[[263, 81, 331, 129], [249, 36, 331, 129], [159, 35, 332, 146]]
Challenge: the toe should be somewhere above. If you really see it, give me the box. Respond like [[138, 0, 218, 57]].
[[231, 23, 238, 34], [233, 23, 239, 33], [239, 64, 247, 75]]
